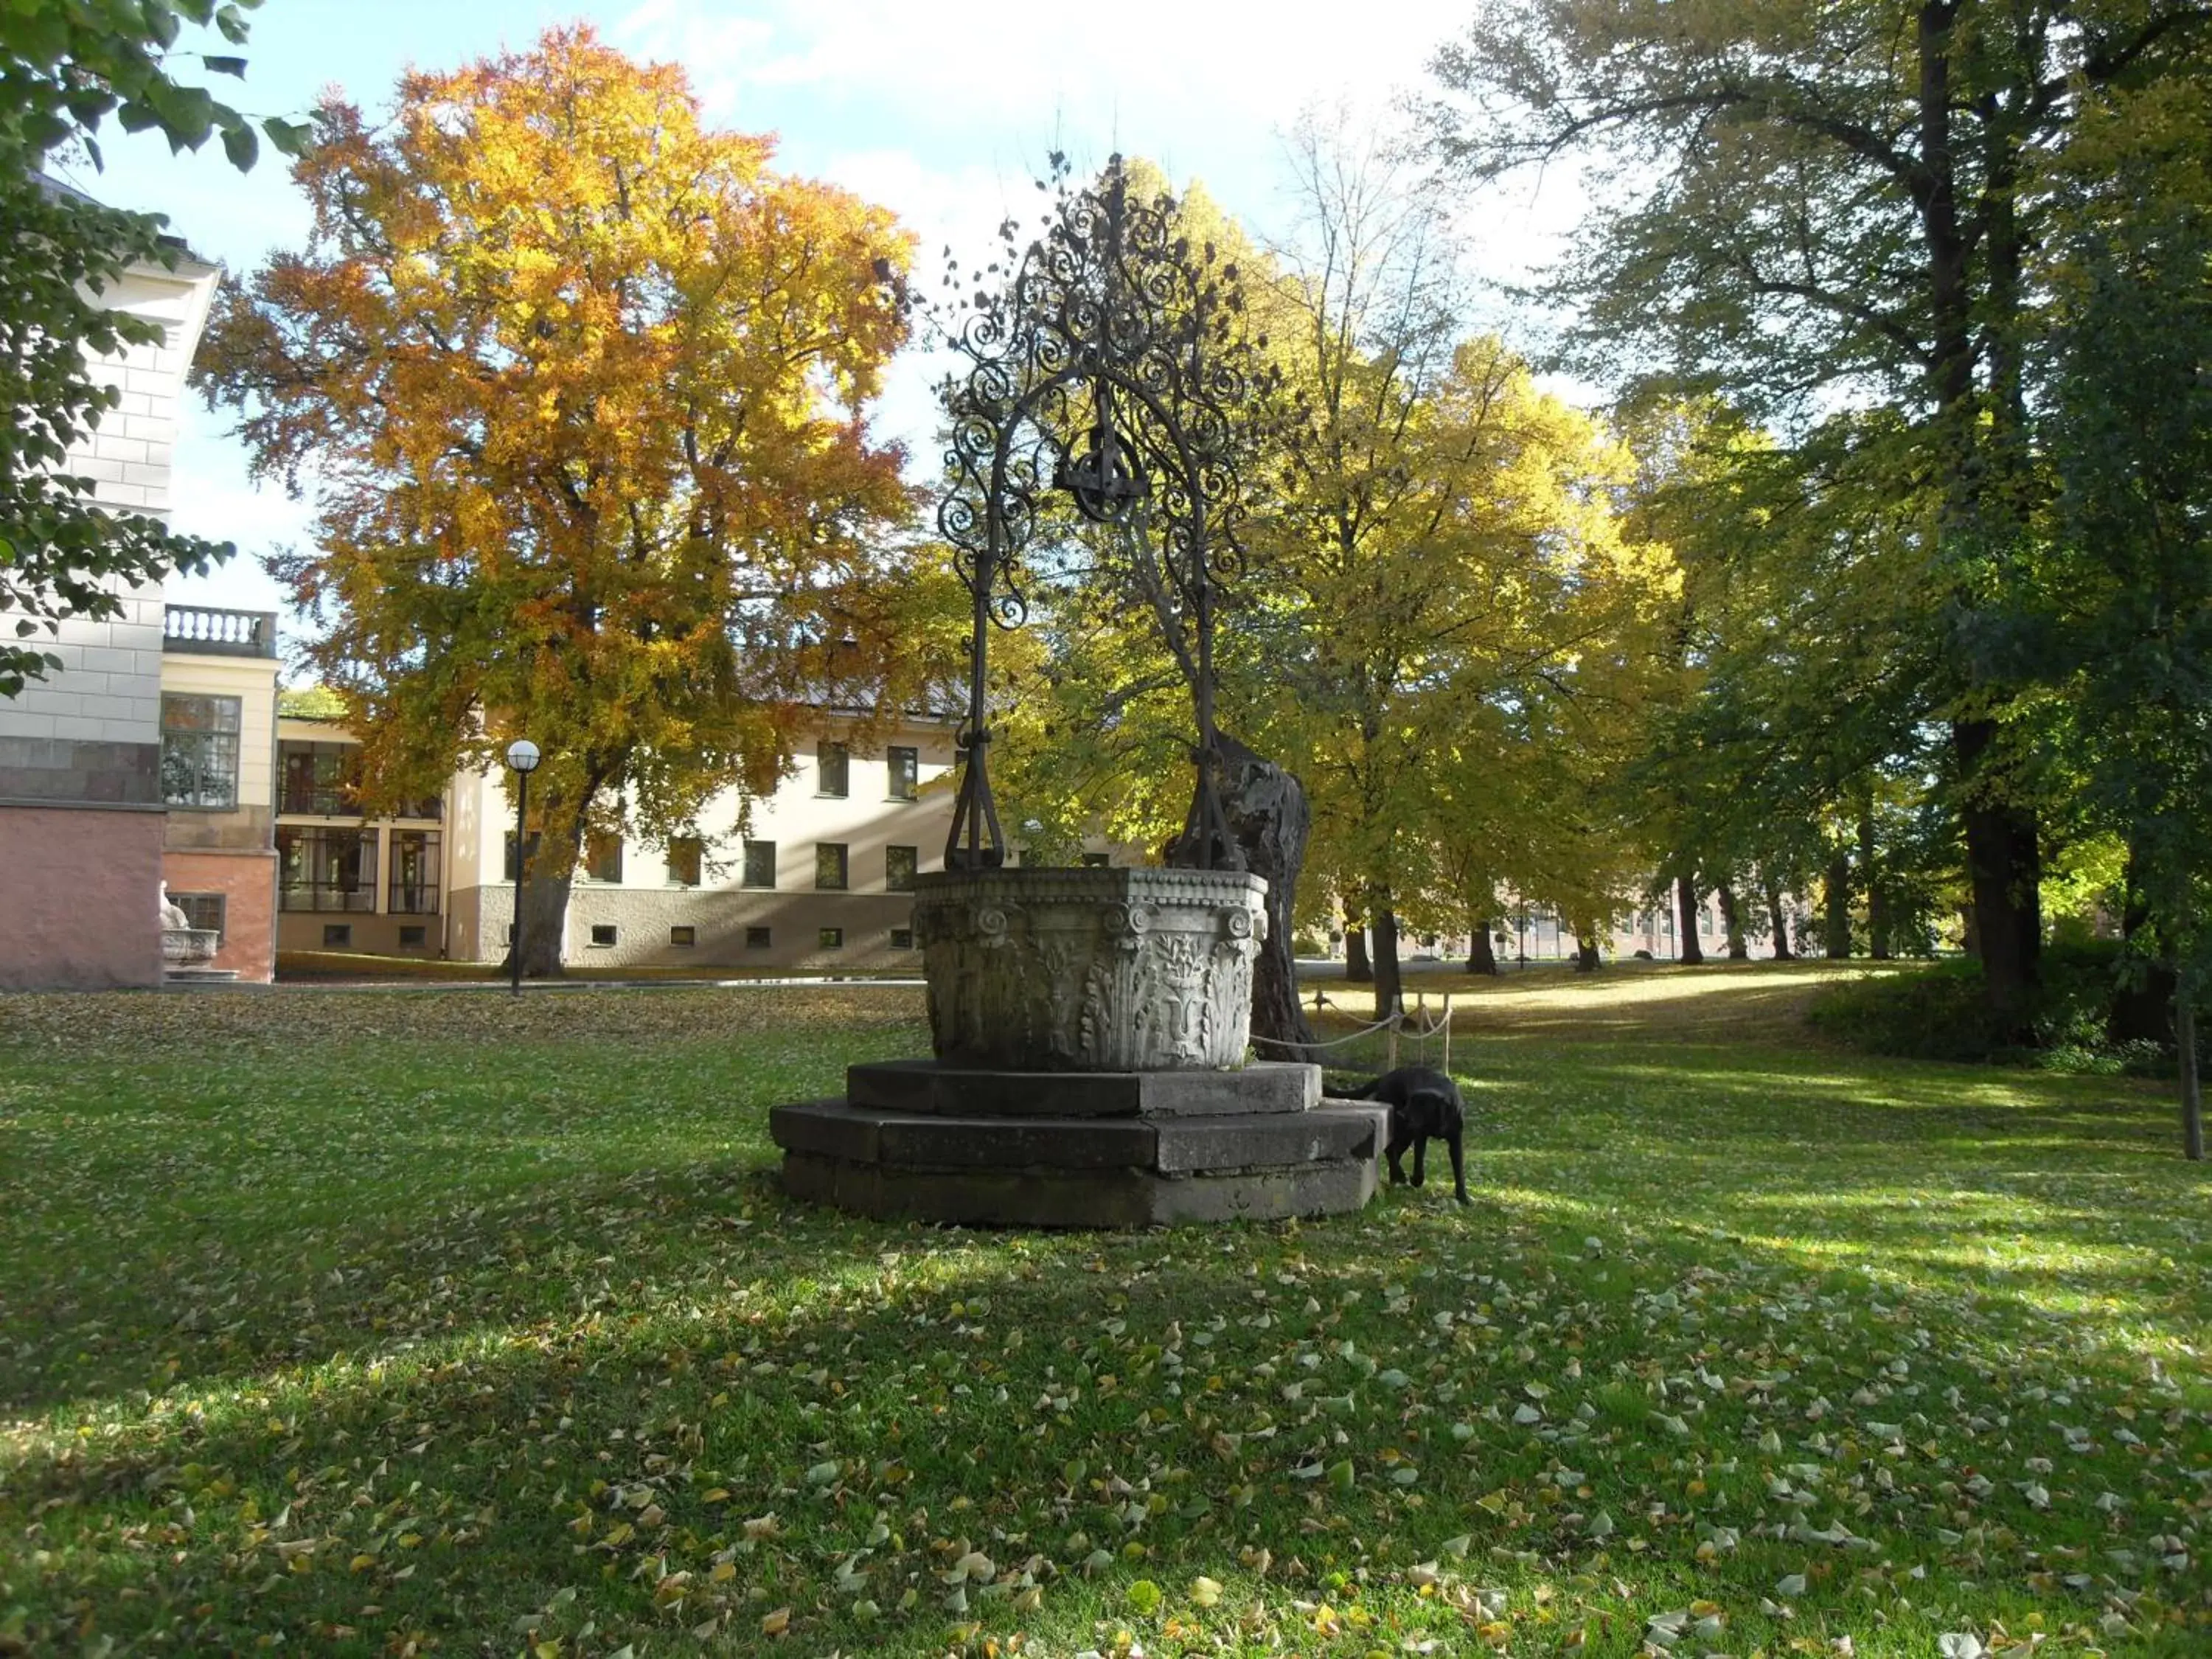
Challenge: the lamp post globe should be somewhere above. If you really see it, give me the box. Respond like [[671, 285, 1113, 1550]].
[[504, 739, 540, 992]]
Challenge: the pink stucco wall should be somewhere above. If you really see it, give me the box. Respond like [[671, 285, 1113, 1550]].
[[0, 805, 164, 990], [163, 849, 276, 984]]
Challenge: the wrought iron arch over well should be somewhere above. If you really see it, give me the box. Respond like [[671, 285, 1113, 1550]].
[[936, 155, 1276, 872]]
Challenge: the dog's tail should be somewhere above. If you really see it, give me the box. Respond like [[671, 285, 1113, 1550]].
[[1333, 1074, 1386, 1101]]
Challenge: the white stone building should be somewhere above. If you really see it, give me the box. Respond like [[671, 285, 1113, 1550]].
[[0, 206, 222, 990]]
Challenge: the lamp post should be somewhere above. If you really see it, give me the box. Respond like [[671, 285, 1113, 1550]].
[[504, 739, 540, 995]]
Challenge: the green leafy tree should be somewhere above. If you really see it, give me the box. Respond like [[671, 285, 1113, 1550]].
[[1241, 121, 1680, 1015], [1425, 0, 2212, 1023], [2039, 122, 2212, 1153], [0, 0, 305, 694]]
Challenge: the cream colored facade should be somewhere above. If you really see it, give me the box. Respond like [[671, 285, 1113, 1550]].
[[448, 716, 961, 971], [274, 711, 959, 973], [272, 709, 450, 959], [159, 616, 282, 982]]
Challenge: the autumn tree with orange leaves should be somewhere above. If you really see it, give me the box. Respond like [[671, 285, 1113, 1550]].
[[195, 27, 928, 973]]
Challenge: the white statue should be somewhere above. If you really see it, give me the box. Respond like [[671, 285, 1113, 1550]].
[[158, 880, 189, 931]]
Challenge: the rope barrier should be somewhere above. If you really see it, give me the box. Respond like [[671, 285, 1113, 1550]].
[[1254, 990, 1458, 1069], [1251, 1013, 1399, 1052]]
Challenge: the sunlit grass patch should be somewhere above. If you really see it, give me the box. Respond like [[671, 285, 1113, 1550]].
[[1, 976, 2206, 1655]]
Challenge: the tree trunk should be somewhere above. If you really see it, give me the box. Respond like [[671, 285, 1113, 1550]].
[[1675, 873, 1705, 965], [1954, 722, 2042, 1031], [2180, 987, 2203, 1161], [1763, 871, 1794, 960], [1822, 848, 1853, 959], [1859, 798, 1891, 960], [2108, 846, 2176, 1046], [518, 867, 573, 977], [507, 809, 582, 978], [1169, 733, 1316, 1056], [1912, 3, 2042, 1031], [1717, 882, 1749, 960], [1573, 930, 1601, 972], [1369, 894, 1405, 1020], [1466, 919, 1499, 975], [1343, 904, 1372, 983]]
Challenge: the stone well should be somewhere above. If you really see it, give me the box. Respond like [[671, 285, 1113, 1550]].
[[770, 868, 1385, 1228], [915, 866, 1266, 1071], [161, 926, 236, 984]]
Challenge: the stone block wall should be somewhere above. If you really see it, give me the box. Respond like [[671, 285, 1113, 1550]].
[[0, 580, 165, 795]]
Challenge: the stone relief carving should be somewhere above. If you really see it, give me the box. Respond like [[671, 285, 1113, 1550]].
[[914, 868, 1267, 1071]]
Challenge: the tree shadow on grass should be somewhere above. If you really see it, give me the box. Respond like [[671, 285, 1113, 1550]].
[[4, 1148, 2205, 1655], [6, 991, 2208, 1653]]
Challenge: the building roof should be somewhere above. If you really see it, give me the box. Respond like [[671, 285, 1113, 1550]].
[[33, 168, 216, 269]]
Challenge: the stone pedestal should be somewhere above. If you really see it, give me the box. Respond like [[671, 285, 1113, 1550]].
[[771, 869, 1381, 1228], [161, 926, 237, 984]]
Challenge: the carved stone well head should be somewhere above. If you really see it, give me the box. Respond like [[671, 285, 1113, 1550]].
[[911, 866, 1267, 1072], [161, 928, 220, 969]]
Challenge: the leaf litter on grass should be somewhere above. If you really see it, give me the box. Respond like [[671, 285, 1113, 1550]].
[[0, 981, 2207, 1655]]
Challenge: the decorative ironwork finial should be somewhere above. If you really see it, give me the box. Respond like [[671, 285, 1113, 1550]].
[[935, 154, 1273, 872]]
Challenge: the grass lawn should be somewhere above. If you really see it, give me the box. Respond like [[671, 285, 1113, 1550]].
[[1, 965, 2205, 1656]]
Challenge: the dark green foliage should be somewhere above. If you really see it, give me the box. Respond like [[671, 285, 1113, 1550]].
[[1809, 945, 2181, 1071], [0, 0, 302, 693], [0, 173, 226, 694]]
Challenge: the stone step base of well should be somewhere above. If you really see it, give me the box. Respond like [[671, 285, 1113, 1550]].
[[770, 1095, 1388, 1228], [846, 1057, 1319, 1119]]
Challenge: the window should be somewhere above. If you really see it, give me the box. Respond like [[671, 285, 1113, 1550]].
[[745, 925, 772, 950], [1081, 852, 1111, 869], [817, 741, 849, 798], [885, 844, 918, 892], [818, 927, 844, 950], [322, 923, 352, 947], [667, 837, 703, 887], [502, 831, 542, 882], [278, 826, 378, 912], [742, 839, 776, 888], [160, 694, 240, 809], [888, 745, 919, 800], [584, 831, 623, 884], [815, 842, 849, 891], [388, 830, 441, 915], [170, 892, 225, 941], [670, 925, 696, 947], [890, 927, 914, 950], [397, 924, 427, 947], [589, 923, 617, 947], [278, 740, 358, 815]]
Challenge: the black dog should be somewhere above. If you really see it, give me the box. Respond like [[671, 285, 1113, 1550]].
[[1335, 1065, 1469, 1205]]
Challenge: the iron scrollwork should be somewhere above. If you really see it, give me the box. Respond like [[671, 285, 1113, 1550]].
[[936, 154, 1275, 872]]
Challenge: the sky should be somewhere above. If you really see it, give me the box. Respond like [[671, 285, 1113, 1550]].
[[56, 0, 1577, 641]]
